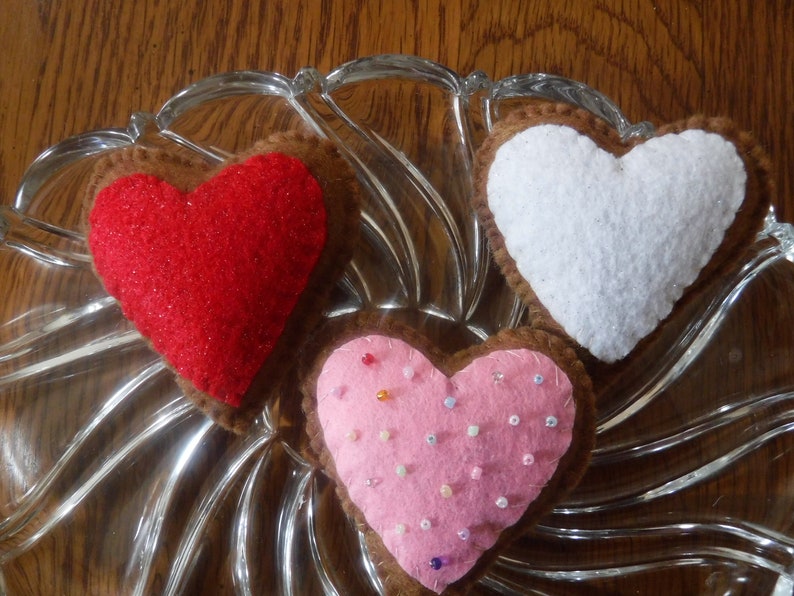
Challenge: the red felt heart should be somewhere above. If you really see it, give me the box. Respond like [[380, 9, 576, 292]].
[[89, 152, 327, 408]]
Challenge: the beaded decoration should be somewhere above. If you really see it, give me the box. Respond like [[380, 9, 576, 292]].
[[311, 333, 578, 593]]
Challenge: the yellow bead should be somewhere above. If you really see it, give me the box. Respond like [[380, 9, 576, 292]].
[[440, 484, 453, 498], [377, 389, 390, 401]]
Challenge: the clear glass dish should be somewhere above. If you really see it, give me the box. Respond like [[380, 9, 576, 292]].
[[1, 54, 794, 595]]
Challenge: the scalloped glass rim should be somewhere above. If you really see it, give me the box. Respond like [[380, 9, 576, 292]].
[[2, 54, 794, 595], [12, 54, 657, 214]]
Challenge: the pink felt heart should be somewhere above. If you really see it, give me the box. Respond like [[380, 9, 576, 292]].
[[315, 335, 577, 593], [89, 152, 327, 408]]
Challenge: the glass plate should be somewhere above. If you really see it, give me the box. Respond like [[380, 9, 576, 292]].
[[2, 54, 794, 595]]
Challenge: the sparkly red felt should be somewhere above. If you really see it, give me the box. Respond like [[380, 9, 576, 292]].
[[89, 153, 327, 407]]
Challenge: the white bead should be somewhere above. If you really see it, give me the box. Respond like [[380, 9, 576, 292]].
[[495, 496, 508, 509]]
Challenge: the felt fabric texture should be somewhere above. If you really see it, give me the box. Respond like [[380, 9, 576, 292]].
[[474, 104, 773, 364], [84, 133, 361, 433], [486, 124, 744, 362], [89, 152, 327, 407], [302, 314, 596, 595], [316, 335, 575, 593]]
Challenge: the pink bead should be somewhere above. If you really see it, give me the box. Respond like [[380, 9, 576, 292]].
[[470, 466, 482, 480]]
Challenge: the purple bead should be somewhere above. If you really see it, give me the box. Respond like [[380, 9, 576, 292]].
[[429, 557, 443, 570]]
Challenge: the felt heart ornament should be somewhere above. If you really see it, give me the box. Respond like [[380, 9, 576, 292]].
[[85, 133, 360, 433], [302, 316, 595, 594], [474, 104, 772, 364]]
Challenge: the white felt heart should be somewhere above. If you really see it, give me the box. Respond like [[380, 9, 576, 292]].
[[486, 124, 747, 362], [315, 335, 576, 593]]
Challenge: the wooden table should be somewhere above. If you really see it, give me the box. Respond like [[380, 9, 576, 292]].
[[1, 2, 793, 594], [2, 2, 792, 220]]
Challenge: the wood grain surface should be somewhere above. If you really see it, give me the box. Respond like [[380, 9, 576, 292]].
[[1, 1, 793, 594], [1, 1, 792, 219]]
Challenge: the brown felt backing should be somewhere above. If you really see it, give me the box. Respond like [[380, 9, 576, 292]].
[[299, 312, 596, 595], [82, 132, 361, 433], [472, 102, 774, 386]]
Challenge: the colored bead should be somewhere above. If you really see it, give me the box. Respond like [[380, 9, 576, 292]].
[[440, 484, 453, 498], [429, 557, 443, 570], [329, 386, 343, 398], [534, 374, 544, 385], [444, 396, 456, 409], [395, 464, 407, 477], [523, 453, 535, 466], [376, 389, 390, 401], [420, 518, 432, 530], [379, 430, 390, 441], [361, 353, 375, 365], [365, 478, 381, 487], [458, 528, 470, 541], [426, 434, 437, 445], [345, 430, 357, 441], [509, 414, 520, 426], [470, 466, 482, 480], [467, 425, 479, 437], [492, 371, 504, 384], [395, 523, 406, 535], [402, 365, 415, 379], [545, 415, 558, 428], [495, 496, 508, 509]]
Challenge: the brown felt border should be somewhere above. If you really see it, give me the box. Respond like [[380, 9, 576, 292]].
[[472, 102, 774, 374], [299, 312, 596, 595], [82, 132, 361, 433]]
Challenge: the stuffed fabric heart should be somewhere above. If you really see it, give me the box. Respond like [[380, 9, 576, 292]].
[[473, 103, 772, 363], [302, 315, 595, 594], [85, 133, 360, 433]]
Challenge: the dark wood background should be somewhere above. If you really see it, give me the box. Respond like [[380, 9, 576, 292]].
[[1, 2, 792, 220], [1, 1, 793, 594]]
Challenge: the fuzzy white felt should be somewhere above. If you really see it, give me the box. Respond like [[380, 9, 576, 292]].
[[486, 124, 747, 362]]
